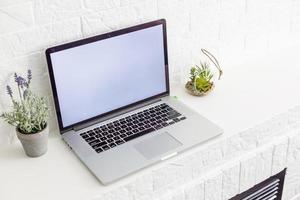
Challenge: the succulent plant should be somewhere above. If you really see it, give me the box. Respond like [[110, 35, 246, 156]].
[[185, 49, 223, 96], [190, 62, 214, 92]]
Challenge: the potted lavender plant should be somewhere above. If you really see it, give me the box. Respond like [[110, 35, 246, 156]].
[[1, 70, 49, 157]]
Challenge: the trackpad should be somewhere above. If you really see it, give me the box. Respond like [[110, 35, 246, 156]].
[[134, 132, 182, 160]]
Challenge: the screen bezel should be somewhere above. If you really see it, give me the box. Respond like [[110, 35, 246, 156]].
[[46, 19, 169, 133]]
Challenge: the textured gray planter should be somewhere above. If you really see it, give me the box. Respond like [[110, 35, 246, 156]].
[[16, 125, 49, 157]]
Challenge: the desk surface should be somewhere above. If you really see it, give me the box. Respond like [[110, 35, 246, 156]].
[[1, 46, 300, 200]]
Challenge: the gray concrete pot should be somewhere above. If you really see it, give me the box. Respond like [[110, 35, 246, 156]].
[[16, 125, 49, 157]]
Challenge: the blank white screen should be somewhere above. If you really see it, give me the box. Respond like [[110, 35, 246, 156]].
[[50, 25, 166, 127]]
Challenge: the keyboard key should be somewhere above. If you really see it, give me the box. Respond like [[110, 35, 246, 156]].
[[113, 136, 121, 140], [81, 134, 89, 139], [121, 124, 127, 128], [89, 132, 96, 136], [167, 111, 181, 119], [85, 137, 95, 142], [89, 139, 100, 146], [120, 134, 127, 138], [116, 140, 125, 145], [144, 124, 151, 128], [127, 131, 133, 135], [100, 136, 107, 141], [162, 122, 168, 127], [133, 129, 139, 133], [92, 141, 107, 149], [107, 138, 113, 143], [102, 131, 109, 135], [119, 129, 126, 134], [102, 145, 110, 151], [108, 129, 114, 133], [113, 132, 119, 136], [179, 116, 186, 120], [95, 148, 103, 153], [109, 143, 117, 148], [124, 127, 155, 142], [107, 134, 113, 138], [150, 122, 157, 126], [155, 125, 163, 129], [173, 118, 180, 122], [132, 125, 138, 129]]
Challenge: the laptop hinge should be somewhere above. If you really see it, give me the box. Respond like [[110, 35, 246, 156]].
[[72, 98, 162, 132]]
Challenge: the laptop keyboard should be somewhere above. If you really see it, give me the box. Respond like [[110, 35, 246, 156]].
[[79, 103, 186, 153]]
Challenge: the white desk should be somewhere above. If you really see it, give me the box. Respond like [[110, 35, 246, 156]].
[[1, 46, 300, 200]]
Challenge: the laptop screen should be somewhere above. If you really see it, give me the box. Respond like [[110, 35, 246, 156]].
[[47, 21, 168, 129]]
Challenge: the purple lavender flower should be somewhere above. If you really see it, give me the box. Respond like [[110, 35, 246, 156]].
[[15, 76, 23, 86], [14, 73, 18, 82], [6, 85, 13, 98], [27, 69, 32, 84], [15, 76, 28, 88]]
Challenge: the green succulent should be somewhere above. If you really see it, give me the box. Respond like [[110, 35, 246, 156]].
[[190, 62, 213, 92]]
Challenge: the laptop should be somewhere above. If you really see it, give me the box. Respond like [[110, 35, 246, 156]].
[[46, 19, 223, 185]]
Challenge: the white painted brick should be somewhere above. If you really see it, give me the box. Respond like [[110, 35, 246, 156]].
[[184, 181, 204, 200], [171, 190, 185, 200], [268, 0, 292, 50], [152, 165, 179, 192], [83, 0, 120, 10], [120, 0, 149, 7], [239, 154, 257, 193], [158, 0, 189, 37], [271, 137, 288, 175], [290, 1, 300, 34], [255, 146, 273, 184], [33, 0, 84, 25], [218, 0, 245, 60], [81, 10, 118, 37], [0, 0, 31, 8], [159, 190, 185, 200], [221, 134, 252, 161], [3, 18, 82, 57], [222, 162, 240, 200], [243, 0, 272, 54], [189, 0, 220, 47], [125, 174, 154, 200], [0, 36, 14, 64], [283, 132, 300, 200], [93, 187, 133, 200], [0, 2, 34, 35], [201, 143, 223, 167], [82, 0, 157, 37], [188, 154, 205, 179], [204, 171, 222, 200]]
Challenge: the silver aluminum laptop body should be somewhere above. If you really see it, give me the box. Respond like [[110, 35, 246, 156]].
[[46, 19, 222, 185]]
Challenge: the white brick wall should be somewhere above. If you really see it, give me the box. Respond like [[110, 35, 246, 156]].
[[1, 1, 300, 199]]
